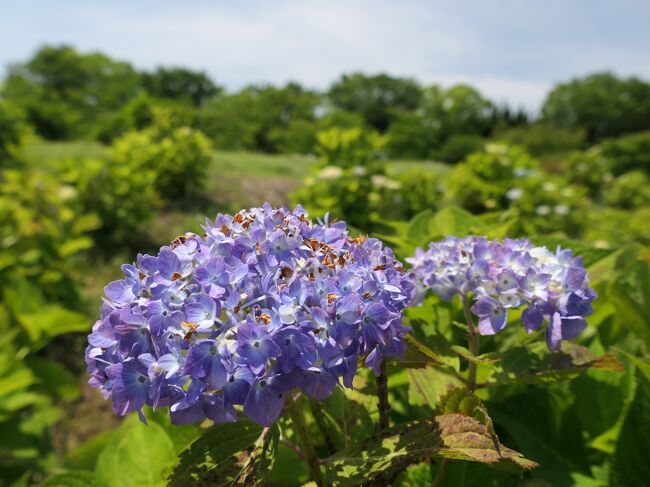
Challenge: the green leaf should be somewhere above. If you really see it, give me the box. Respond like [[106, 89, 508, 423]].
[[316, 386, 377, 450], [432, 206, 484, 237], [450, 345, 499, 365], [41, 471, 105, 487], [15, 304, 89, 345], [442, 460, 523, 487], [437, 388, 496, 440], [408, 366, 465, 410], [479, 342, 623, 387], [490, 388, 590, 487], [324, 414, 536, 485], [64, 430, 114, 471], [571, 368, 630, 443], [26, 356, 80, 400], [398, 333, 456, 369], [0, 369, 35, 396], [406, 209, 435, 243], [146, 408, 200, 455], [167, 419, 279, 487], [607, 254, 650, 346], [95, 416, 176, 487], [611, 371, 650, 487], [614, 348, 650, 382]]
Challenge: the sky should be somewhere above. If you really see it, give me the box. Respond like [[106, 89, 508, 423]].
[[1, 0, 649, 112]]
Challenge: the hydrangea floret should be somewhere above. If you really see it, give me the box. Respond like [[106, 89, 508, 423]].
[[86, 204, 414, 426], [407, 236, 596, 351]]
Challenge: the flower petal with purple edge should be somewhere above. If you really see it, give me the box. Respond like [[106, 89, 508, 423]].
[[522, 306, 544, 332], [183, 340, 227, 389], [301, 367, 338, 400], [546, 312, 588, 351], [105, 359, 150, 415], [185, 293, 219, 331], [472, 296, 507, 335], [243, 377, 286, 426]]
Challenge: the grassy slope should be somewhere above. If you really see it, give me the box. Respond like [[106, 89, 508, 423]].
[[20, 140, 450, 209]]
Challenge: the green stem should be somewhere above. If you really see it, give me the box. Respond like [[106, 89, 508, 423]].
[[462, 297, 480, 391], [432, 299, 478, 487], [288, 398, 326, 487], [309, 400, 337, 454], [376, 360, 390, 431], [432, 458, 450, 487]]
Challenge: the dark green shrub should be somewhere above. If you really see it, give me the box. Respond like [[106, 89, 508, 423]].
[[292, 127, 397, 230], [600, 130, 650, 175]]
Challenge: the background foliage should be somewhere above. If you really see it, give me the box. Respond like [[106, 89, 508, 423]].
[[0, 44, 649, 486]]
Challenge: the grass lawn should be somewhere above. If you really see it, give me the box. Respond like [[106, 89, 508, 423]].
[[20, 140, 451, 210]]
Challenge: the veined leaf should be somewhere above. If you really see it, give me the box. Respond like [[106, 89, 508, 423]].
[[408, 366, 464, 410], [478, 342, 623, 388], [168, 419, 279, 487], [324, 413, 536, 486], [437, 388, 496, 441]]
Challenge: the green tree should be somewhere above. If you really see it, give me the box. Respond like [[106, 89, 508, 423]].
[[421, 84, 494, 140], [199, 83, 320, 152], [386, 112, 438, 159], [2, 45, 141, 139], [327, 73, 422, 132], [542, 72, 650, 141], [142, 67, 221, 107]]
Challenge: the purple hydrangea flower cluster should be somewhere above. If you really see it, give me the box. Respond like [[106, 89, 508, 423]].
[[86, 204, 414, 426], [406, 236, 596, 351]]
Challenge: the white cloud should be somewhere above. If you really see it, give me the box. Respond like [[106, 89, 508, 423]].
[[1, 0, 649, 112]]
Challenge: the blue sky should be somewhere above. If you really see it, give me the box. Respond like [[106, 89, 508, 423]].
[[1, 0, 649, 111]]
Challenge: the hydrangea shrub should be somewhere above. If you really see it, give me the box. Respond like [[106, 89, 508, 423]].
[[84, 205, 613, 486], [86, 204, 414, 427], [407, 236, 595, 351]]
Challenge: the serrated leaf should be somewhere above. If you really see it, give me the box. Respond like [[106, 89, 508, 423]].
[[437, 388, 496, 437], [167, 419, 279, 487], [324, 414, 536, 485]]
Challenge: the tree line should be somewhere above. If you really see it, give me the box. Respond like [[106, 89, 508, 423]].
[[2, 45, 650, 160]]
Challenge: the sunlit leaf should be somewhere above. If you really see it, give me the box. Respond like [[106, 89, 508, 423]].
[[95, 416, 175, 487], [325, 413, 536, 485], [168, 419, 279, 487], [479, 342, 623, 388]]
